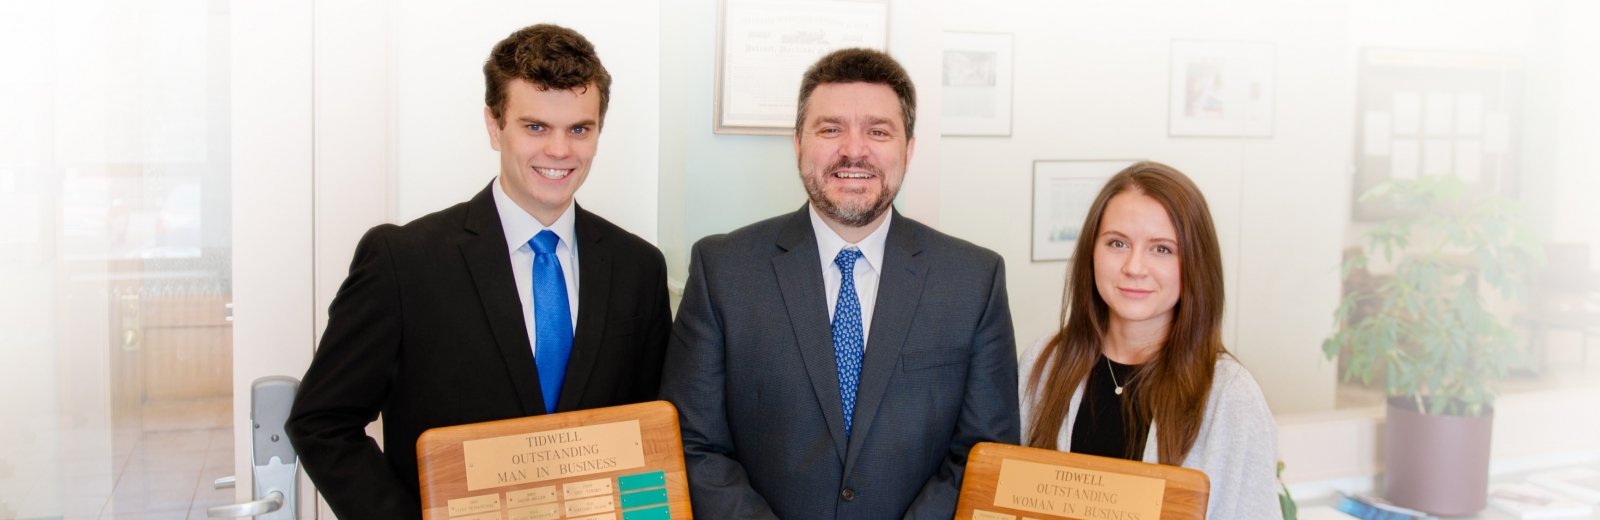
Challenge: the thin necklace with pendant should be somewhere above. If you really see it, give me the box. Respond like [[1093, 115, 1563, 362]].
[[1106, 357, 1125, 396]]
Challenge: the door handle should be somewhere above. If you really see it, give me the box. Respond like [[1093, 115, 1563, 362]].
[[208, 491, 283, 517], [208, 376, 299, 519]]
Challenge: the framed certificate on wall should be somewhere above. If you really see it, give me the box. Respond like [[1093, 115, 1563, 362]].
[[1167, 40, 1276, 138], [942, 31, 1014, 137], [714, 0, 889, 135], [1032, 160, 1138, 262]]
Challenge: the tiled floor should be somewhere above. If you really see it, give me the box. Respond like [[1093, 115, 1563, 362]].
[[88, 399, 237, 520]]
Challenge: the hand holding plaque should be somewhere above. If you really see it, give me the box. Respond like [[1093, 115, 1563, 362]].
[[416, 401, 690, 520], [956, 442, 1210, 520]]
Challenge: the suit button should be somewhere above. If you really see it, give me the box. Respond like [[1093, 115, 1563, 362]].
[[840, 488, 855, 501]]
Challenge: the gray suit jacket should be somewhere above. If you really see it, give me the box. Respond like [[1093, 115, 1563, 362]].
[[660, 206, 1020, 519]]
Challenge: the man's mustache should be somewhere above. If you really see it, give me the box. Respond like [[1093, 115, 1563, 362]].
[[828, 157, 882, 176]]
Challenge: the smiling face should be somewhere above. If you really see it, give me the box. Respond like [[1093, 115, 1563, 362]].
[[794, 82, 915, 231], [484, 78, 601, 225], [1093, 190, 1183, 333]]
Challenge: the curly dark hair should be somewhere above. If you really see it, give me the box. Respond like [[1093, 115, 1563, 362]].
[[795, 48, 916, 138], [483, 24, 611, 128]]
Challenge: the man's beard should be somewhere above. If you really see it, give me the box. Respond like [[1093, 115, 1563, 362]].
[[802, 156, 898, 228]]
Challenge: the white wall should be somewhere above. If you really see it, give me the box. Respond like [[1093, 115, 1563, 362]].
[[388, 1, 662, 243], [657, 0, 802, 280], [938, 0, 1350, 414], [0, 3, 70, 515], [1539, 0, 1600, 251]]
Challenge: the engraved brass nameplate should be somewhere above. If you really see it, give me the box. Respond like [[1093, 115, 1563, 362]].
[[993, 459, 1165, 519], [447, 493, 500, 516], [462, 420, 646, 492]]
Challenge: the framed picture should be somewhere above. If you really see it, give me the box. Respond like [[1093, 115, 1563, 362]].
[[1168, 40, 1275, 138], [1351, 48, 1521, 220], [714, 0, 889, 135], [1032, 160, 1138, 262], [942, 31, 1013, 137]]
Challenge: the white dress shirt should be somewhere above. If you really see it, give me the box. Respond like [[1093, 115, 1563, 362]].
[[810, 204, 891, 350], [493, 177, 579, 359]]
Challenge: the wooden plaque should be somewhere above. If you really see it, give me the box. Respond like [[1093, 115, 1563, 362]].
[[417, 401, 691, 520], [956, 442, 1210, 520]]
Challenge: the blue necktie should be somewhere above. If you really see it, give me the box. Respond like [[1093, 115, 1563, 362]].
[[832, 248, 865, 439], [530, 230, 572, 414]]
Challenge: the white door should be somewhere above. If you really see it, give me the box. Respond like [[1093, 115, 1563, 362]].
[[230, 0, 320, 518]]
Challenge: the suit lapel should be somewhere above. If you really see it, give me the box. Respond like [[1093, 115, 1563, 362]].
[[459, 184, 542, 416], [843, 212, 927, 473], [557, 205, 612, 412], [771, 207, 850, 462]]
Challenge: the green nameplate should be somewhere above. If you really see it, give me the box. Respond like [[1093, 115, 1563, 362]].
[[618, 470, 666, 492], [621, 505, 671, 520], [621, 488, 669, 509]]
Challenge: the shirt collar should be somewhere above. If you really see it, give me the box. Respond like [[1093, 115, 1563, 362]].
[[492, 176, 578, 253], [808, 203, 890, 275]]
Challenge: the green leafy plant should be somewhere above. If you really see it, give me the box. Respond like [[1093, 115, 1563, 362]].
[[1323, 177, 1540, 416], [1278, 461, 1298, 520]]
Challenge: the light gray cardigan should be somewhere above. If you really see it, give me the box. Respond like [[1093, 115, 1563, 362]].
[[1019, 337, 1284, 519]]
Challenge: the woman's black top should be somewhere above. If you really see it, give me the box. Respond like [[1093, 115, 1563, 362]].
[[1070, 356, 1151, 461]]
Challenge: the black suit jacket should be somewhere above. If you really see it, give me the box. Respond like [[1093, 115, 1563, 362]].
[[660, 206, 1020, 519], [287, 184, 670, 519]]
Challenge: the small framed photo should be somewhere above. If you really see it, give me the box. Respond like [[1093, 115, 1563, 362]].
[[1032, 160, 1138, 262], [714, 0, 890, 135], [942, 31, 1013, 137], [1168, 40, 1276, 138]]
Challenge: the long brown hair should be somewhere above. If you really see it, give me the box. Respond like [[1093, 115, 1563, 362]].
[[1025, 161, 1227, 464]]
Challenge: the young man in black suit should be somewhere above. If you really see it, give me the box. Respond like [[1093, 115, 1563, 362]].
[[287, 24, 670, 519]]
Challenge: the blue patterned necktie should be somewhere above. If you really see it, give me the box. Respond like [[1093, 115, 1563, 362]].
[[529, 230, 572, 414], [832, 248, 865, 439]]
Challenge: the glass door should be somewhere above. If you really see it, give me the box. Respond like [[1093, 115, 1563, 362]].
[[0, 0, 238, 517]]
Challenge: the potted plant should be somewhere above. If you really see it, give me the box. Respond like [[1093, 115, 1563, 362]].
[[1322, 176, 1540, 515]]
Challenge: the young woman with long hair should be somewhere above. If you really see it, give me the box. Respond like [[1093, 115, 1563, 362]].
[[1020, 161, 1281, 518]]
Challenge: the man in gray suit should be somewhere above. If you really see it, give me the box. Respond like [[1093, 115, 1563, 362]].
[[660, 48, 1019, 519]]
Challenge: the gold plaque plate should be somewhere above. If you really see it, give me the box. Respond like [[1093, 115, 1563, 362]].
[[956, 442, 1210, 520], [418, 401, 690, 519]]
